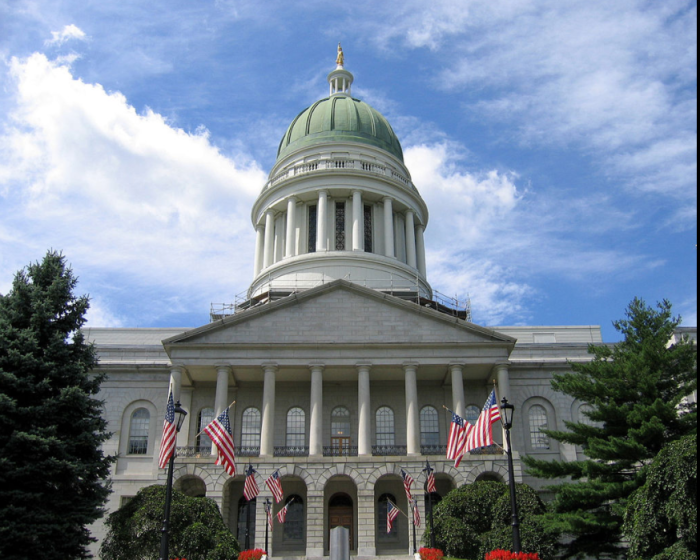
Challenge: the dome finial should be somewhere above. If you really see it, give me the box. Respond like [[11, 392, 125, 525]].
[[336, 42, 345, 68]]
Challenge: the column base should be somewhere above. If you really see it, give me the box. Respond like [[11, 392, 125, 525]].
[[357, 547, 377, 557], [305, 548, 324, 559]]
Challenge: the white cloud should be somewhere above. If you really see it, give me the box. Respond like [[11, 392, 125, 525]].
[[45, 24, 87, 47], [0, 53, 267, 325], [359, 0, 697, 217]]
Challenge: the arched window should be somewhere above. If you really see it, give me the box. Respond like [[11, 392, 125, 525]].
[[283, 495, 304, 542], [377, 493, 398, 541], [197, 407, 215, 449], [420, 406, 440, 446], [237, 496, 256, 545], [529, 405, 550, 449], [242, 408, 262, 450], [286, 408, 306, 447], [128, 408, 150, 454], [578, 404, 596, 427], [465, 405, 480, 425], [331, 407, 351, 454], [375, 407, 395, 447]]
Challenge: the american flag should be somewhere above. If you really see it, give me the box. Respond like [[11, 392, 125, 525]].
[[203, 408, 236, 476], [401, 469, 414, 501], [412, 498, 421, 528], [446, 411, 469, 465], [277, 499, 293, 524], [266, 470, 284, 504], [465, 390, 502, 453], [387, 500, 400, 533], [244, 465, 259, 501], [158, 391, 177, 469], [424, 462, 437, 494]]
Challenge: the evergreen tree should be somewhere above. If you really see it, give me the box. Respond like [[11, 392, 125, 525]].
[[0, 251, 114, 559], [523, 298, 697, 559]]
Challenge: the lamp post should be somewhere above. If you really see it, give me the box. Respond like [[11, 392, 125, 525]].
[[500, 397, 521, 553], [264, 498, 272, 553], [159, 401, 188, 560]]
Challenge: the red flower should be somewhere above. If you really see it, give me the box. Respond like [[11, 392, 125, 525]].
[[419, 547, 445, 560], [239, 549, 268, 560], [485, 550, 540, 560]]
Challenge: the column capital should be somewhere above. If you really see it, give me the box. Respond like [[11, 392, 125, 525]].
[[494, 361, 511, 369], [169, 364, 186, 373], [261, 362, 278, 373], [214, 364, 232, 373], [318, 189, 328, 197], [309, 362, 325, 372], [402, 361, 419, 371], [355, 362, 372, 371], [287, 195, 298, 203], [382, 196, 393, 203]]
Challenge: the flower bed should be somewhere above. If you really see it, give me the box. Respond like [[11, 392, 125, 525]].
[[419, 547, 445, 560], [485, 551, 540, 560], [238, 549, 267, 560]]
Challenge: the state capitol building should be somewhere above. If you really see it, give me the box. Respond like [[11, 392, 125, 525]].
[[86, 50, 615, 558]]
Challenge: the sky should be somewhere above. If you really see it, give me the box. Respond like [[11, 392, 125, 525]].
[[0, 0, 696, 341]]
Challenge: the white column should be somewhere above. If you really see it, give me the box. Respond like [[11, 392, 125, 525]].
[[263, 210, 275, 268], [253, 224, 264, 276], [316, 190, 328, 252], [450, 364, 466, 418], [357, 364, 372, 456], [404, 362, 420, 455], [214, 366, 230, 416], [496, 363, 511, 404], [405, 210, 417, 268], [352, 190, 363, 251], [169, 365, 184, 403], [383, 197, 394, 258], [285, 197, 297, 258], [260, 363, 277, 457], [416, 224, 427, 277], [309, 364, 324, 456]]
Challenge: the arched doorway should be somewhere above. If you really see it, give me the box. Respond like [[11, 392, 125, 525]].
[[328, 493, 354, 552]]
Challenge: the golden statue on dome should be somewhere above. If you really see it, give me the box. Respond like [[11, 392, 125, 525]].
[[336, 43, 344, 67]]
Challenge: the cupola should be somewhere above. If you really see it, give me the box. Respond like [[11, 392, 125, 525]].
[[245, 47, 431, 307]]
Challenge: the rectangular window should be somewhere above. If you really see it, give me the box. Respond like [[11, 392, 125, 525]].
[[363, 204, 373, 253], [335, 203, 345, 250], [307, 205, 317, 253]]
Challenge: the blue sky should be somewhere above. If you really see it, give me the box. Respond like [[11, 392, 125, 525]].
[[0, 0, 696, 341]]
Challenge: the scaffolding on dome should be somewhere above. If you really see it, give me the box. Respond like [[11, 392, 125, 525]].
[[210, 278, 472, 323]]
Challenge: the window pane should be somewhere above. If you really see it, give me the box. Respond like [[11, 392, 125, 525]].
[[286, 408, 306, 447], [420, 406, 440, 446], [197, 407, 215, 448], [331, 407, 351, 437], [237, 497, 256, 544], [128, 408, 150, 454], [363, 205, 373, 253], [335, 203, 345, 250], [529, 405, 550, 449], [376, 407, 395, 447], [465, 405, 480, 425], [377, 493, 398, 541], [283, 495, 304, 541], [308, 205, 317, 253], [242, 408, 262, 448]]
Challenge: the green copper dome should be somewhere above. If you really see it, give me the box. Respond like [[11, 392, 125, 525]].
[[277, 96, 404, 162]]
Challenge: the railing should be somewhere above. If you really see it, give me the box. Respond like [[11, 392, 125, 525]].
[[263, 155, 416, 193], [372, 445, 408, 456], [323, 446, 359, 457], [274, 446, 310, 457], [176, 446, 213, 458], [238, 446, 261, 457], [470, 444, 504, 455], [421, 445, 447, 456]]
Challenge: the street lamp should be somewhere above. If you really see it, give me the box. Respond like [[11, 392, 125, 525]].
[[159, 401, 188, 560], [500, 397, 522, 553]]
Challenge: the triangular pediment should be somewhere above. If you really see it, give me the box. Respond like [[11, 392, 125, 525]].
[[163, 281, 515, 349]]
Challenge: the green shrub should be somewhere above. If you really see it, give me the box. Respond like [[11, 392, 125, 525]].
[[423, 481, 559, 560]]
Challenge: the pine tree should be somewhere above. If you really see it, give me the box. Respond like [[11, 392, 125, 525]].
[[0, 251, 114, 559], [523, 298, 697, 559]]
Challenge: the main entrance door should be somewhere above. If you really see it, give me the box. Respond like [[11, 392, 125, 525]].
[[328, 493, 354, 551]]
